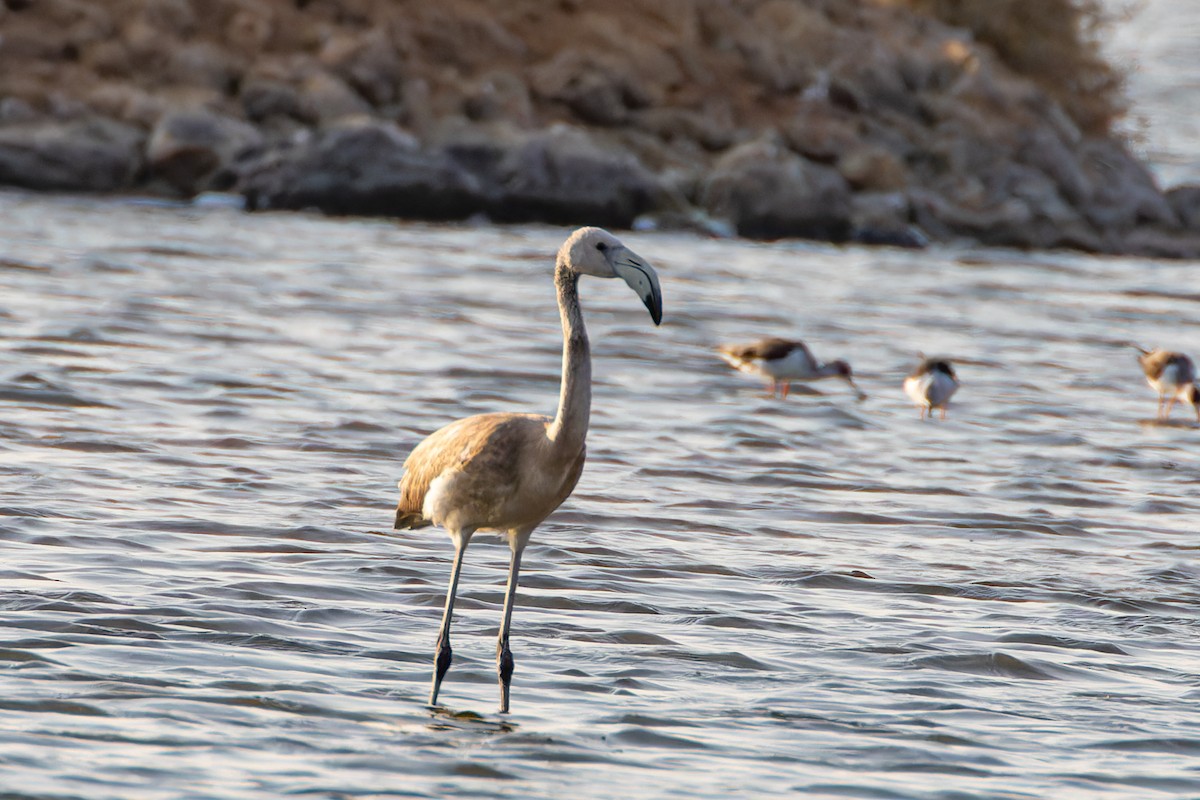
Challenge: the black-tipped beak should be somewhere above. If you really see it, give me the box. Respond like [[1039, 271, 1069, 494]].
[[612, 250, 663, 327], [645, 284, 663, 326]]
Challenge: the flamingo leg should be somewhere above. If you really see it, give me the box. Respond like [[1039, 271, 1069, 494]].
[[497, 544, 524, 714], [429, 533, 471, 707]]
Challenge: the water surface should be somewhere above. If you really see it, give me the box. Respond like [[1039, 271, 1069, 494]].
[[1, 192, 1199, 799]]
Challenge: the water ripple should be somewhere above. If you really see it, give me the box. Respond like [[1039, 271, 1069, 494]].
[[0, 194, 1197, 799]]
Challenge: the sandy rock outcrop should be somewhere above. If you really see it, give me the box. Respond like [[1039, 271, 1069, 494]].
[[0, 0, 1197, 258]]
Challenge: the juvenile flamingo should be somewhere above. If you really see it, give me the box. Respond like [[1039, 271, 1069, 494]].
[[394, 227, 663, 713]]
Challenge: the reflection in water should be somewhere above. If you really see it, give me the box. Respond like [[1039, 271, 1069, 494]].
[[0, 191, 1199, 799]]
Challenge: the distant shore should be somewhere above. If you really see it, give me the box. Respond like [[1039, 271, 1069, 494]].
[[1, 0, 1198, 257]]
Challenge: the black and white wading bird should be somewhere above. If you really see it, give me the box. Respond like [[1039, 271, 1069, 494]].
[[1135, 346, 1200, 422], [717, 337, 866, 400], [903, 357, 960, 420], [394, 227, 663, 713]]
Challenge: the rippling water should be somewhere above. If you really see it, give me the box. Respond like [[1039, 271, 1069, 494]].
[[2, 190, 1199, 799]]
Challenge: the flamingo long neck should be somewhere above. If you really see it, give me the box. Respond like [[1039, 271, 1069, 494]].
[[547, 265, 590, 453]]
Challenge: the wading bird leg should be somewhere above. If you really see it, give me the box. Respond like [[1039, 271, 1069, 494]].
[[940, 407, 948, 421], [497, 544, 524, 714], [781, 381, 790, 400], [1159, 395, 1167, 419], [919, 407, 927, 421], [1166, 397, 1178, 418], [429, 532, 471, 707]]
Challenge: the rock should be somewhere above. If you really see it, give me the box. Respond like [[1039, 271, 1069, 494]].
[[833, 58, 921, 118], [851, 225, 928, 248], [431, 118, 524, 189], [486, 124, 658, 228], [86, 83, 167, 127], [318, 29, 401, 107], [83, 40, 135, 80], [45, 91, 91, 120], [462, 70, 535, 128], [783, 104, 862, 164], [1165, 185, 1200, 232], [911, 176, 1105, 253], [0, 98, 39, 124], [1, 24, 73, 61], [225, 4, 274, 55], [432, 120, 658, 227], [239, 119, 483, 220], [1118, 227, 1200, 260], [297, 71, 372, 127], [700, 136, 852, 240], [240, 78, 303, 122], [0, 117, 143, 191], [838, 145, 908, 191], [745, 1, 835, 91], [1077, 138, 1177, 232], [1003, 164, 1103, 250], [55, 0, 115, 52], [401, 78, 436, 138], [631, 107, 733, 151], [910, 190, 1030, 246], [1016, 128, 1089, 205], [607, 126, 701, 175], [168, 42, 242, 94], [147, 109, 263, 195], [120, 18, 173, 77], [849, 191, 926, 248], [0, 0, 1192, 259], [530, 50, 650, 126], [135, 0, 194, 34]]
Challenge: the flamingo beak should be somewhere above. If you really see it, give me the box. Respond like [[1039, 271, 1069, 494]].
[[612, 249, 663, 326]]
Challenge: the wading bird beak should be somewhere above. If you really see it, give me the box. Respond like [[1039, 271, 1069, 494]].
[[611, 248, 663, 326]]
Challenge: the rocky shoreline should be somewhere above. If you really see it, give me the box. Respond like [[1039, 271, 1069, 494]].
[[2, 0, 1199, 257]]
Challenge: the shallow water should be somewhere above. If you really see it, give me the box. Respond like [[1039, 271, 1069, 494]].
[[2, 191, 1200, 799]]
